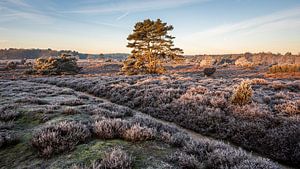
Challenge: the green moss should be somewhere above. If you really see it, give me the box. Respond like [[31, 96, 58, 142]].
[[0, 142, 38, 168], [16, 114, 41, 127]]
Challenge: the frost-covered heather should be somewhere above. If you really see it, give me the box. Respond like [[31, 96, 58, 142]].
[[31, 121, 91, 157], [31, 75, 300, 165], [0, 80, 282, 168]]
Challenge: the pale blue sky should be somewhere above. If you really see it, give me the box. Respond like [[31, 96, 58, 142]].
[[0, 0, 300, 54]]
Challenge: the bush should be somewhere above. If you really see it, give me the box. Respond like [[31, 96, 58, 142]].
[[33, 54, 81, 75], [161, 132, 190, 147], [122, 124, 155, 142], [233, 159, 281, 169], [100, 147, 133, 169], [235, 57, 255, 68], [274, 101, 299, 115], [93, 119, 129, 139], [0, 106, 20, 121], [5, 61, 18, 70], [268, 64, 300, 73], [203, 67, 216, 76], [230, 80, 253, 105], [169, 152, 202, 169], [72, 147, 132, 169], [31, 121, 91, 157]]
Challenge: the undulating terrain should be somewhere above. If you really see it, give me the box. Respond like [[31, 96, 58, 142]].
[[0, 59, 299, 169]]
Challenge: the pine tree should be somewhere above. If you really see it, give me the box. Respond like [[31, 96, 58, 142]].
[[122, 19, 183, 75]]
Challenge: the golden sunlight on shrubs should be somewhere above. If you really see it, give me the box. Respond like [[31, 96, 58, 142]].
[[230, 80, 253, 105], [268, 64, 300, 73]]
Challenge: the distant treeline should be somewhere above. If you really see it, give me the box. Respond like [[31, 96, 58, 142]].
[[0, 48, 129, 60], [186, 52, 300, 65]]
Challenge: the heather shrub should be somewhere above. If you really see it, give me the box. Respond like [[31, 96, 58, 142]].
[[169, 152, 202, 169], [92, 119, 129, 139], [161, 132, 190, 147], [268, 64, 300, 73], [235, 57, 255, 68], [62, 107, 81, 115], [251, 78, 268, 85], [5, 61, 18, 70], [31, 121, 91, 157], [182, 140, 209, 161], [97, 103, 133, 118], [33, 54, 81, 75], [71, 148, 132, 169], [100, 147, 132, 169], [205, 147, 248, 168], [230, 80, 253, 105], [122, 124, 155, 142], [203, 67, 216, 76], [270, 81, 287, 90], [199, 57, 216, 67], [233, 159, 281, 169], [274, 101, 299, 115], [0, 109, 20, 121]]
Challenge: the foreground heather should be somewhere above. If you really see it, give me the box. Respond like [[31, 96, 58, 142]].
[[31, 74, 300, 166]]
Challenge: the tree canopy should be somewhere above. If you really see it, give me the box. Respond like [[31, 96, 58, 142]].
[[122, 19, 183, 75]]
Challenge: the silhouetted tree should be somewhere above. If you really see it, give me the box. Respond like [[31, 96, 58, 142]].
[[122, 19, 183, 75]]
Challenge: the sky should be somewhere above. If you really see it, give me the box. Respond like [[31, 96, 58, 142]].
[[0, 0, 300, 55]]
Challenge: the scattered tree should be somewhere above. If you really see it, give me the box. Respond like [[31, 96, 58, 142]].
[[122, 19, 183, 75]]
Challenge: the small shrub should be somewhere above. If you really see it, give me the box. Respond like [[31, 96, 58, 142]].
[[33, 54, 81, 75], [182, 140, 209, 161], [31, 121, 91, 157], [199, 57, 216, 67], [100, 147, 133, 169], [233, 158, 281, 169], [5, 61, 18, 70], [251, 78, 268, 85], [169, 152, 202, 169], [274, 101, 299, 115], [203, 67, 216, 76], [235, 57, 255, 68], [93, 119, 129, 139], [161, 132, 190, 147], [268, 64, 300, 73], [0, 106, 20, 121], [206, 147, 248, 168], [71, 147, 132, 169], [230, 80, 253, 105], [62, 107, 81, 115], [122, 124, 155, 142]]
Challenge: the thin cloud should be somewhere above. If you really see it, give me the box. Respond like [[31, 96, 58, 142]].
[[3, 0, 31, 7], [188, 6, 300, 38], [117, 12, 130, 21], [63, 0, 209, 14]]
